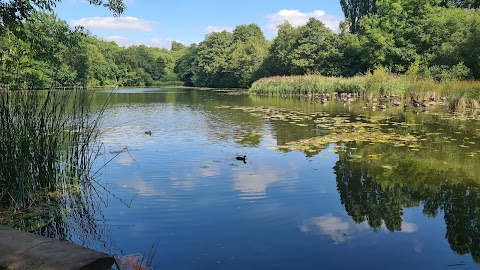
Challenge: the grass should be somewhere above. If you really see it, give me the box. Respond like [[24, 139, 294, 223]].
[[249, 71, 480, 111], [0, 89, 107, 210]]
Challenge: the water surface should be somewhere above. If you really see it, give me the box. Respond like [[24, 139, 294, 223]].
[[76, 88, 480, 269]]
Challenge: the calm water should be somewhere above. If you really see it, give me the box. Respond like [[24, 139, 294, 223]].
[[67, 88, 480, 269]]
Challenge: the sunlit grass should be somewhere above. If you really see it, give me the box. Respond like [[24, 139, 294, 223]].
[[250, 71, 480, 112]]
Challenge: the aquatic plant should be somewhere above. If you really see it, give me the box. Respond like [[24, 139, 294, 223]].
[[0, 89, 106, 210]]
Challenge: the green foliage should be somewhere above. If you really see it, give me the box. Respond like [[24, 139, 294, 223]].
[[174, 44, 199, 86], [440, 0, 480, 7], [175, 24, 269, 88], [340, 0, 377, 33], [0, 0, 125, 31], [0, 11, 186, 89], [261, 19, 342, 77], [358, 0, 480, 78], [229, 24, 270, 87], [260, 22, 298, 76], [432, 8, 480, 79], [0, 12, 85, 89], [3, 1, 480, 91], [192, 30, 235, 87]]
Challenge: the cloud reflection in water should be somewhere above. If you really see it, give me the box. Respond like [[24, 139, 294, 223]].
[[232, 164, 298, 200], [300, 214, 418, 244]]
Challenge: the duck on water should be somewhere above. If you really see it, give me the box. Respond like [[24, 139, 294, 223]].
[[236, 155, 246, 162]]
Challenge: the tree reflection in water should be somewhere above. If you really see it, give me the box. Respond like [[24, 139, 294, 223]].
[[333, 143, 480, 263]]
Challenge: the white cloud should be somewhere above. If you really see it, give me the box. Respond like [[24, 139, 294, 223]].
[[266, 9, 341, 34], [70, 16, 154, 32], [205, 26, 234, 34]]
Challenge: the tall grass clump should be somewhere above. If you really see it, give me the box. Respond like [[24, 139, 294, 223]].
[[441, 81, 480, 112], [250, 71, 480, 112], [0, 89, 105, 210], [249, 70, 410, 98], [363, 68, 408, 98], [250, 75, 339, 96]]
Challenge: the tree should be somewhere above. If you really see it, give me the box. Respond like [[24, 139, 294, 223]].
[[191, 31, 235, 87], [261, 22, 299, 76], [0, 0, 125, 30], [290, 18, 341, 75], [0, 12, 86, 89], [440, 0, 480, 7], [229, 24, 269, 87], [431, 8, 479, 79], [337, 29, 366, 76], [262, 19, 341, 76], [359, 0, 444, 73], [114, 45, 166, 86], [340, 0, 377, 33], [174, 44, 198, 86]]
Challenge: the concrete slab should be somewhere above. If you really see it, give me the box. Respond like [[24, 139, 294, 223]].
[[0, 226, 114, 270]]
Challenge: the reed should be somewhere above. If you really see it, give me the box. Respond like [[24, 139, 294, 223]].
[[0, 89, 106, 210], [250, 72, 480, 111]]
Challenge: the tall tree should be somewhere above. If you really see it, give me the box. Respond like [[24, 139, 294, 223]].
[[359, 0, 445, 73], [261, 22, 298, 76], [229, 24, 269, 87], [340, 0, 377, 33], [192, 31, 235, 87], [174, 44, 198, 86], [290, 18, 341, 75], [262, 19, 341, 76]]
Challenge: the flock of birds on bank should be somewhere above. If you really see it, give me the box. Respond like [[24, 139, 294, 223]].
[[296, 92, 448, 113]]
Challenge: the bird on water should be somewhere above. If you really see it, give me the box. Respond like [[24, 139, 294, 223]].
[[236, 155, 246, 161]]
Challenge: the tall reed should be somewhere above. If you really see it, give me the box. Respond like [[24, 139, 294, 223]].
[[250, 73, 480, 111], [0, 89, 105, 210]]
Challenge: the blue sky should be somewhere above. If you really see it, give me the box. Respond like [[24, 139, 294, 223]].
[[54, 0, 345, 49]]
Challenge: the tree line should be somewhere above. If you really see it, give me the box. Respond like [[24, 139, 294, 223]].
[[175, 0, 480, 88], [0, 12, 183, 89], [1, 0, 480, 90]]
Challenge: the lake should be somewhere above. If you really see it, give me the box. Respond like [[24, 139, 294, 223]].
[[52, 88, 480, 269]]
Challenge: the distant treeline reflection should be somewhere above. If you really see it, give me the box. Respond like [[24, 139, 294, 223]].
[[334, 144, 480, 263]]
